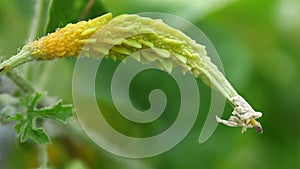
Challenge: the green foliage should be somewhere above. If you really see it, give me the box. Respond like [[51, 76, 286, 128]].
[[46, 0, 106, 33], [7, 93, 73, 144]]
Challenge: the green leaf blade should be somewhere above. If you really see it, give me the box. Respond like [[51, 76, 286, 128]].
[[36, 100, 73, 123], [21, 125, 50, 144]]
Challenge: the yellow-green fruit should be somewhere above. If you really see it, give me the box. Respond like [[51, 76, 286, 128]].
[[27, 13, 112, 60]]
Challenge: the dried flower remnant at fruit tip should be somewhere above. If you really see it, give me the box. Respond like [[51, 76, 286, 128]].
[[216, 95, 263, 134]]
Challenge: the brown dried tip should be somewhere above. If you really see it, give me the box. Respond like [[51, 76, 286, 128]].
[[254, 123, 263, 134], [0, 66, 9, 72]]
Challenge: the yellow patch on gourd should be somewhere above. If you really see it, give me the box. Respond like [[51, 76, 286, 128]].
[[27, 13, 112, 60]]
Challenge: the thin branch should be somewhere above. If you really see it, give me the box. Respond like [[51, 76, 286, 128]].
[[27, 0, 43, 42], [6, 71, 35, 93], [80, 0, 95, 20], [38, 143, 48, 169], [27, 0, 52, 42]]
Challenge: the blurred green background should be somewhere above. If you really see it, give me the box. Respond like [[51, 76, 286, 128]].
[[0, 0, 300, 168]]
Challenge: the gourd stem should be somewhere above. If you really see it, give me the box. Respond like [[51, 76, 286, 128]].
[[0, 48, 34, 76]]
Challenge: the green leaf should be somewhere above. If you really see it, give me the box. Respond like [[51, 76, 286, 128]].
[[101, 0, 235, 20], [14, 120, 25, 136], [37, 100, 73, 123], [46, 0, 107, 33], [8, 92, 74, 145], [27, 92, 43, 111], [8, 113, 23, 121], [21, 125, 50, 144], [19, 92, 43, 111]]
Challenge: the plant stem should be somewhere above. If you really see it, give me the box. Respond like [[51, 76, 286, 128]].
[[38, 143, 48, 169], [80, 0, 95, 20], [0, 48, 34, 76], [6, 71, 35, 93], [27, 0, 52, 42]]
